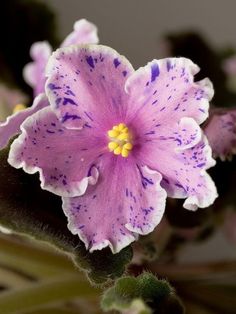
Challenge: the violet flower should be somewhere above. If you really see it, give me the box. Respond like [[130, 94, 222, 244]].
[[204, 108, 236, 160], [8, 45, 217, 253], [0, 19, 98, 150]]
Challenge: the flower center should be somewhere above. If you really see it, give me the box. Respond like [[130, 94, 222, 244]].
[[107, 123, 133, 158], [13, 104, 26, 114]]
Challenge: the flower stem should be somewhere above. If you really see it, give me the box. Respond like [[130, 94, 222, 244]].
[[0, 273, 99, 314]]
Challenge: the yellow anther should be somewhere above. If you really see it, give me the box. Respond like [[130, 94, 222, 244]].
[[117, 132, 129, 141], [107, 122, 133, 158], [123, 142, 133, 150], [108, 129, 119, 138], [118, 123, 126, 131], [108, 141, 119, 151], [13, 104, 26, 114], [121, 148, 130, 158], [114, 146, 122, 155]]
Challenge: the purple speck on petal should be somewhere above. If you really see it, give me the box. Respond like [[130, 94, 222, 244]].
[[56, 98, 62, 106], [166, 60, 171, 72], [48, 83, 62, 90], [122, 71, 127, 77], [63, 98, 77, 106], [86, 56, 95, 68], [113, 58, 121, 68], [151, 63, 160, 82], [61, 113, 81, 123]]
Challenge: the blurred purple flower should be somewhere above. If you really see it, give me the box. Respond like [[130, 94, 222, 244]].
[[204, 108, 236, 161]]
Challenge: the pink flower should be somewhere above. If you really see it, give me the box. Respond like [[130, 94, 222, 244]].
[[8, 45, 217, 253], [0, 19, 98, 150], [23, 19, 99, 96], [204, 108, 236, 161]]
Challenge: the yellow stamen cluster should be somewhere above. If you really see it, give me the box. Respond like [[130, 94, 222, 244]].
[[107, 123, 133, 158], [13, 104, 26, 114]]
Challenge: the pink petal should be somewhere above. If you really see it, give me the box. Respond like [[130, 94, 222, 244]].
[[204, 108, 236, 161], [125, 58, 213, 126], [45, 45, 134, 130], [137, 129, 217, 210], [0, 94, 48, 149], [63, 156, 166, 253], [61, 19, 99, 47], [23, 42, 52, 96], [8, 106, 104, 197]]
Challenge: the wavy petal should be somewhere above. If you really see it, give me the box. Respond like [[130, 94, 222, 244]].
[[46, 44, 134, 130], [8, 106, 105, 197], [125, 58, 213, 127], [137, 132, 217, 210], [63, 156, 166, 253], [61, 19, 99, 47], [0, 93, 48, 149], [204, 108, 236, 161]]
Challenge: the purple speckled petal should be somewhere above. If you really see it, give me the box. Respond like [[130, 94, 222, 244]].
[[204, 108, 236, 161], [61, 19, 99, 47], [133, 117, 202, 152], [45, 45, 134, 130], [8, 106, 106, 197], [63, 155, 166, 253], [137, 132, 217, 210], [23, 42, 52, 96], [125, 58, 213, 126], [0, 93, 48, 149]]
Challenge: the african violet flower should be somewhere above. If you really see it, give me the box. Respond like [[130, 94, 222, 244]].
[[204, 108, 236, 160], [8, 44, 217, 253], [24, 19, 99, 96], [0, 19, 98, 150]]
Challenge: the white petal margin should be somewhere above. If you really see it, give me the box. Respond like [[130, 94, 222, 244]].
[[183, 135, 218, 211], [125, 166, 167, 236], [62, 165, 167, 254]]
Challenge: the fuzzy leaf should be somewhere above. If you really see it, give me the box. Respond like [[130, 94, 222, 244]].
[[101, 272, 185, 314], [0, 144, 132, 284]]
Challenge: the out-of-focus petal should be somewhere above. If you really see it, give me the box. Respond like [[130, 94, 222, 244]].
[[61, 19, 99, 47]]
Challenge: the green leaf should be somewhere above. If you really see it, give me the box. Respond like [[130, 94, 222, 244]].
[[101, 272, 185, 314], [0, 144, 132, 284]]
